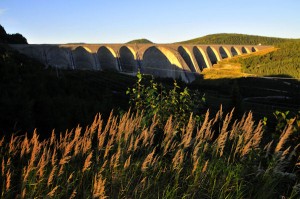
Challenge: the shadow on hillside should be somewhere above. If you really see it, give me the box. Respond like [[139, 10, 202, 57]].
[[1, 44, 299, 138]]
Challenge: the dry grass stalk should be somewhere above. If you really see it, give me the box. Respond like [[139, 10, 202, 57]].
[[6, 169, 11, 191], [124, 155, 131, 170], [82, 137, 92, 155], [20, 134, 30, 158], [242, 112, 255, 144], [69, 188, 77, 199], [196, 110, 210, 142], [59, 155, 71, 165], [90, 113, 101, 136], [250, 121, 264, 149], [202, 160, 209, 173], [51, 148, 57, 166], [233, 135, 244, 158], [192, 157, 200, 174], [181, 114, 195, 149], [9, 134, 18, 155], [93, 173, 107, 199], [37, 149, 47, 178], [163, 139, 174, 156], [21, 188, 26, 198], [213, 105, 223, 124], [47, 165, 57, 186], [141, 128, 150, 147], [215, 111, 234, 157], [229, 120, 239, 140], [67, 172, 74, 183], [58, 164, 64, 177], [47, 185, 59, 197], [104, 137, 114, 159], [275, 122, 295, 153], [29, 139, 40, 168], [141, 148, 156, 172], [0, 136, 4, 147], [172, 149, 184, 170], [134, 135, 142, 151], [149, 114, 159, 146], [113, 147, 121, 169], [50, 130, 56, 146], [220, 109, 234, 135], [1, 158, 5, 176], [164, 115, 174, 143], [192, 143, 201, 163], [263, 140, 274, 158], [127, 136, 134, 152], [82, 151, 93, 172]]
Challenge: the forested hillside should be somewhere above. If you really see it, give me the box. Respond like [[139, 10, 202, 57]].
[[127, 38, 153, 44], [179, 33, 298, 45], [239, 41, 300, 78], [0, 25, 27, 44]]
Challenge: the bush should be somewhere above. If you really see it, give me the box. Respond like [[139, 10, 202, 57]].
[[126, 72, 206, 128]]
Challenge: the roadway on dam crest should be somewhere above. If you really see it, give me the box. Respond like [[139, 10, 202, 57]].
[[10, 43, 271, 83]]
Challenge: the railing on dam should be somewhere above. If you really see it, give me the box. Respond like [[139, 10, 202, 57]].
[[10, 44, 272, 83]]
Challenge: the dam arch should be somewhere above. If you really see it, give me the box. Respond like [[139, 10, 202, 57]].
[[119, 46, 138, 73], [46, 46, 71, 69], [230, 47, 240, 56], [206, 46, 219, 65], [219, 46, 231, 59], [178, 46, 197, 73], [241, 46, 250, 54], [251, 47, 258, 52], [72, 46, 95, 70], [193, 47, 210, 70], [142, 46, 186, 80], [97, 46, 119, 71]]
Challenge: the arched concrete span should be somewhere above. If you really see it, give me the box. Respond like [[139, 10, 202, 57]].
[[219, 46, 231, 59], [20, 46, 45, 63], [97, 46, 119, 71], [193, 46, 210, 70], [72, 46, 96, 70], [45, 46, 72, 69], [230, 46, 241, 56], [119, 46, 138, 73], [178, 46, 197, 73], [241, 46, 251, 54], [206, 46, 221, 65], [142, 46, 190, 82], [251, 47, 258, 52]]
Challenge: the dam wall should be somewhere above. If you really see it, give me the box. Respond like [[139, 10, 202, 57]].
[[10, 43, 271, 83]]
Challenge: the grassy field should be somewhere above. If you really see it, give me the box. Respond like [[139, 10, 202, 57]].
[[0, 108, 299, 198]]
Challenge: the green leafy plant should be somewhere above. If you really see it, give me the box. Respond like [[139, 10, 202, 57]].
[[126, 72, 205, 128]]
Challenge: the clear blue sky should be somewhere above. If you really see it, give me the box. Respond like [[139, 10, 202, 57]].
[[0, 0, 299, 44]]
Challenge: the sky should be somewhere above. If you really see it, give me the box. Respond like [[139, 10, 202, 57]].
[[0, 0, 299, 44]]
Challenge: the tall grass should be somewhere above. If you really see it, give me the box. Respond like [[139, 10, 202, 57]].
[[0, 108, 299, 198]]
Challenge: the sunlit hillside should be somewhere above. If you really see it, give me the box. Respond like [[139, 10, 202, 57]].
[[178, 33, 299, 45]]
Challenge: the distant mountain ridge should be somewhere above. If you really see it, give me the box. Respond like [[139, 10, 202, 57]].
[[127, 38, 153, 44], [177, 33, 299, 45]]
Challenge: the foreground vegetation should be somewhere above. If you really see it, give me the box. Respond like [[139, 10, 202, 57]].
[[0, 106, 299, 198]]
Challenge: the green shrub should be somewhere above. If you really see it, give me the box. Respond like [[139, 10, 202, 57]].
[[126, 72, 205, 128]]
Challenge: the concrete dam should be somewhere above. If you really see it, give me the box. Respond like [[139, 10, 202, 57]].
[[11, 44, 270, 82]]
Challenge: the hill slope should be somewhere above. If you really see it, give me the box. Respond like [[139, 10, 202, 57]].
[[127, 38, 153, 44], [0, 24, 28, 44], [178, 33, 299, 45]]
